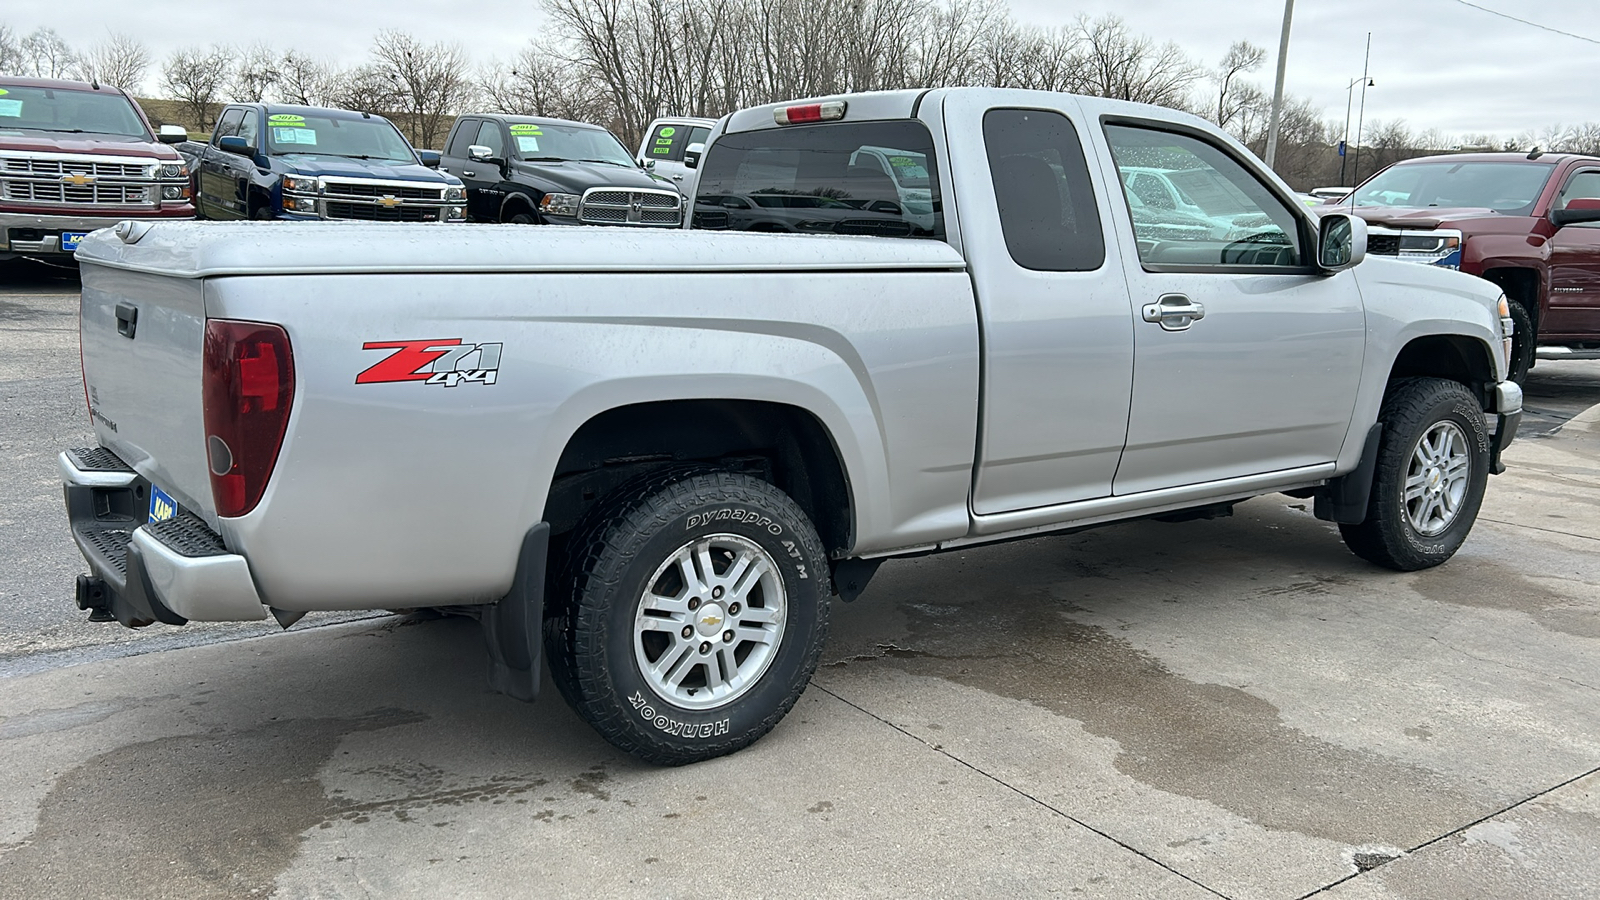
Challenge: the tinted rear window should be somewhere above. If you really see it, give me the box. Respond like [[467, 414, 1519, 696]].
[[693, 120, 944, 240]]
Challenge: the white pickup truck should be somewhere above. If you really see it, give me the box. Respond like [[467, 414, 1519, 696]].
[[62, 88, 1522, 765]]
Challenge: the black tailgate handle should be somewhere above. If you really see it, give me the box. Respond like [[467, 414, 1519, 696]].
[[115, 303, 138, 339]]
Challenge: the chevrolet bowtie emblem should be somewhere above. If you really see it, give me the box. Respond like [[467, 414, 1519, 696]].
[[700, 614, 723, 628], [61, 173, 95, 186], [377, 195, 401, 209]]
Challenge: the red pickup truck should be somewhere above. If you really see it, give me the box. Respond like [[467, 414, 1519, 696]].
[[1, 77, 194, 266], [1334, 151, 1600, 381]]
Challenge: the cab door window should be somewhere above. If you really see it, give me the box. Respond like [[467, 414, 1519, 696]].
[[1556, 170, 1600, 225], [474, 120, 505, 158], [1104, 124, 1305, 269], [235, 110, 260, 150], [982, 107, 1105, 271], [212, 108, 243, 144]]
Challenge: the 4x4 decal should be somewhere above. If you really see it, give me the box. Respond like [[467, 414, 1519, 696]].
[[356, 339, 502, 387]]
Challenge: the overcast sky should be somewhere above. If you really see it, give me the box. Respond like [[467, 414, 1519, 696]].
[[9, 0, 1599, 138]]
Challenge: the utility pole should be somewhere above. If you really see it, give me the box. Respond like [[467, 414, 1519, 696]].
[[1264, 0, 1295, 169]]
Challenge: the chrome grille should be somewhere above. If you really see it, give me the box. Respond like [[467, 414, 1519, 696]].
[[578, 187, 683, 226], [1, 156, 152, 178], [316, 177, 452, 222], [4, 181, 151, 204]]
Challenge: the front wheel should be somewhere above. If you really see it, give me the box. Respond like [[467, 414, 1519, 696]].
[[1339, 377, 1491, 571], [546, 470, 831, 765], [1507, 301, 1535, 384]]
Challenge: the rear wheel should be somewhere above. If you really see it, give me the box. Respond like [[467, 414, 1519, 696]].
[[546, 470, 830, 765], [1339, 377, 1490, 571]]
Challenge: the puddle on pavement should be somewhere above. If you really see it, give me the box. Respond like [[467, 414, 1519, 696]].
[[1409, 557, 1600, 639], [833, 527, 1488, 847]]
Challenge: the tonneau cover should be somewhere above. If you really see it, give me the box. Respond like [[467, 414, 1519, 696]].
[[75, 221, 968, 278]]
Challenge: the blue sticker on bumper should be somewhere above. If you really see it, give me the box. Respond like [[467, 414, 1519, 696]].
[[60, 232, 87, 251], [149, 485, 178, 523]]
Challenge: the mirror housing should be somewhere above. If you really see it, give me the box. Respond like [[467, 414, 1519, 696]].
[[1550, 197, 1600, 227], [157, 124, 188, 144], [467, 144, 495, 163], [217, 135, 253, 157], [1317, 212, 1367, 272], [683, 141, 706, 170], [417, 149, 442, 169]]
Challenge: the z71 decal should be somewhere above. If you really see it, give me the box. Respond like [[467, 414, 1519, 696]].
[[356, 339, 503, 387]]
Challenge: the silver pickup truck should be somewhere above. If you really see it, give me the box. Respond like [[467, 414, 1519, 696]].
[[62, 88, 1522, 765]]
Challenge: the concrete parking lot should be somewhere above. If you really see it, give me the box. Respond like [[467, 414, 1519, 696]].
[[3, 274, 1599, 898]]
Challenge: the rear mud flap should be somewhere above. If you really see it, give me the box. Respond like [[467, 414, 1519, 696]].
[[481, 523, 550, 703]]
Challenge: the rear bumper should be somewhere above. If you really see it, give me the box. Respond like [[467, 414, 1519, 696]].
[[2, 209, 195, 256], [61, 448, 265, 627]]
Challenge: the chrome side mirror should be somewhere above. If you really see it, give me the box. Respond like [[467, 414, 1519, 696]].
[[468, 145, 493, 163], [683, 142, 706, 170], [1318, 212, 1367, 272], [157, 124, 188, 144]]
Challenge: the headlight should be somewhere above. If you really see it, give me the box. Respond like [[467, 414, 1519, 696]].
[[159, 163, 187, 179], [444, 186, 465, 202], [282, 195, 317, 213], [540, 193, 581, 217], [161, 185, 187, 201], [1497, 294, 1515, 362], [282, 175, 318, 194], [447, 206, 465, 220]]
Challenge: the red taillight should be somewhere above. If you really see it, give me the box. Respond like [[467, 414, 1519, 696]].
[[773, 100, 847, 126], [202, 319, 294, 518]]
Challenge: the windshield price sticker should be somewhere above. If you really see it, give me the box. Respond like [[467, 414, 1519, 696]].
[[269, 114, 306, 127], [0, 100, 20, 117], [273, 127, 317, 145], [516, 136, 540, 152]]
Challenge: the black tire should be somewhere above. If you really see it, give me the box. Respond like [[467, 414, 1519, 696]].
[[1339, 377, 1491, 571], [546, 469, 830, 765], [1506, 301, 1535, 384], [507, 210, 537, 225]]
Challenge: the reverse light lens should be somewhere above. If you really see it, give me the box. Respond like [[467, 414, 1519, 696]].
[[540, 192, 580, 216], [202, 320, 294, 518]]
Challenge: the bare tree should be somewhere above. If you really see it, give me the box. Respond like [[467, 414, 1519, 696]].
[[368, 31, 475, 148], [20, 27, 77, 79], [276, 50, 333, 107], [160, 45, 233, 131], [1211, 41, 1265, 129], [1070, 15, 1201, 107], [480, 39, 606, 121], [0, 25, 27, 76], [231, 41, 280, 103], [75, 33, 151, 91], [326, 63, 404, 115]]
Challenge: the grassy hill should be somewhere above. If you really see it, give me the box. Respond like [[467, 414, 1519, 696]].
[[133, 97, 219, 142]]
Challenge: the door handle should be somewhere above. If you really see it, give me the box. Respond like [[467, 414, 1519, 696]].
[[1141, 294, 1205, 332], [462, 169, 476, 177], [115, 303, 138, 339], [672, 174, 684, 181]]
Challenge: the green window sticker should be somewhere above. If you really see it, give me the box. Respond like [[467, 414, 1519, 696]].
[[509, 124, 543, 135], [658, 126, 676, 137], [516, 135, 540, 153], [268, 114, 306, 126], [0, 99, 20, 117], [652, 146, 671, 155], [0, 89, 9, 95]]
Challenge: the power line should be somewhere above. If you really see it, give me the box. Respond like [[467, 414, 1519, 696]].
[[1448, 0, 1600, 45]]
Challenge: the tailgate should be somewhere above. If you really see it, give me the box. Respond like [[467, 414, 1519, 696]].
[[79, 262, 215, 524]]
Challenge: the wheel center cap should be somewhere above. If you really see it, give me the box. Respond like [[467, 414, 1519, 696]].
[[695, 602, 727, 636]]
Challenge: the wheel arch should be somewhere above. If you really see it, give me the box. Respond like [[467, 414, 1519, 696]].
[[1480, 265, 1542, 331], [544, 398, 855, 558], [499, 191, 540, 222], [1387, 333, 1497, 404]]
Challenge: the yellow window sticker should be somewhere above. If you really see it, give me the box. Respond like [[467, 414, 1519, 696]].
[[508, 124, 543, 135], [268, 114, 306, 126]]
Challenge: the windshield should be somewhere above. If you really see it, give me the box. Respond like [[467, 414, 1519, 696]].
[[1350, 161, 1555, 215], [508, 122, 634, 165], [266, 113, 417, 163], [0, 85, 149, 138]]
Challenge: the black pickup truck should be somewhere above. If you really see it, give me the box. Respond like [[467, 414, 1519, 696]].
[[181, 103, 465, 222], [440, 114, 684, 226]]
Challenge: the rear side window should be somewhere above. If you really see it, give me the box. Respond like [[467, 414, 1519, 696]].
[[647, 122, 688, 161], [694, 120, 944, 239], [982, 108, 1105, 271]]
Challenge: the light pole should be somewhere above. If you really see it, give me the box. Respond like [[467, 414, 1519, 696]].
[[1339, 75, 1373, 187], [1264, 0, 1295, 169]]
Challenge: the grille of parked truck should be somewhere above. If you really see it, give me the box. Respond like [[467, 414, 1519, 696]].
[[0, 77, 194, 263], [63, 88, 1521, 766], [181, 104, 465, 223], [441, 114, 683, 226]]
